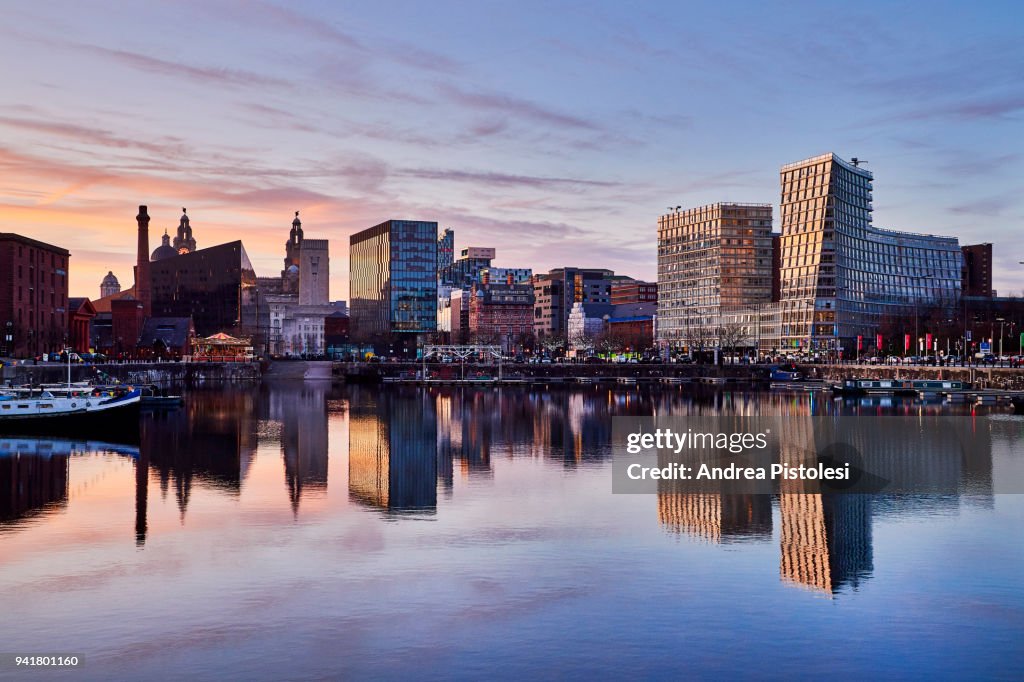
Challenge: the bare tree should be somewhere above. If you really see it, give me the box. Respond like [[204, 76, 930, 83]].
[[717, 321, 750, 357], [596, 330, 626, 355], [541, 334, 567, 356]]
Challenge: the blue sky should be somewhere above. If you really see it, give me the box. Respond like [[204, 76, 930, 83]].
[[1, 0, 1022, 298]]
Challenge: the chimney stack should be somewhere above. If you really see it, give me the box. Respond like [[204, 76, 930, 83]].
[[136, 205, 152, 318]]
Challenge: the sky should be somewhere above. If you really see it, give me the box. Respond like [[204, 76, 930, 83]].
[[1, 0, 1023, 300]]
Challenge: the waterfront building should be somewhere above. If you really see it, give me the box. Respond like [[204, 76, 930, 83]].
[[172, 208, 197, 255], [150, 240, 260, 339], [137, 316, 196, 360], [657, 203, 773, 350], [100, 271, 121, 298], [533, 267, 615, 339], [0, 233, 70, 357], [259, 213, 334, 356], [777, 153, 961, 352], [467, 281, 535, 350], [324, 311, 350, 352], [349, 219, 438, 343], [67, 297, 97, 354], [961, 243, 993, 297], [151, 230, 177, 262], [606, 301, 658, 350]]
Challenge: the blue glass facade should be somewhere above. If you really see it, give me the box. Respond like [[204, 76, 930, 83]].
[[350, 220, 438, 340]]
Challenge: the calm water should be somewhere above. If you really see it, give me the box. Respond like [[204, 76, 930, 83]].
[[1, 384, 1022, 681]]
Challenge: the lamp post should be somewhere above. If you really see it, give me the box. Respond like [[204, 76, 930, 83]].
[[3, 321, 11, 358], [996, 317, 1006, 364]]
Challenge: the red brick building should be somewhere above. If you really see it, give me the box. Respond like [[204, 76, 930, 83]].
[[468, 282, 534, 349], [0, 233, 70, 358], [67, 298, 97, 354], [111, 297, 145, 359]]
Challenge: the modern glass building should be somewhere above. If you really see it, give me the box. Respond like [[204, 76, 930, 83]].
[[656, 203, 773, 349], [350, 220, 438, 341], [149, 240, 261, 340], [777, 153, 960, 351], [437, 228, 455, 279]]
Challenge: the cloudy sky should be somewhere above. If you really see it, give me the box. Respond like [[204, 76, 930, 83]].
[[2, 0, 1022, 299]]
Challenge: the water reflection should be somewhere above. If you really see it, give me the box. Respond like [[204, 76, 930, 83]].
[[348, 387, 437, 513], [0, 385, 1016, 601], [263, 384, 329, 514], [139, 390, 259, 538], [0, 438, 70, 525], [0, 436, 139, 530]]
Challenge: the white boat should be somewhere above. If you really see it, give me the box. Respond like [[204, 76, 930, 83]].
[[0, 349, 140, 432], [0, 387, 141, 424]]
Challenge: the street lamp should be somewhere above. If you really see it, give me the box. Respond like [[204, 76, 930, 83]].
[[996, 317, 1006, 363]]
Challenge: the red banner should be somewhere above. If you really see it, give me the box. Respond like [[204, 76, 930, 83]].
[[926, 333, 933, 351], [876, 334, 883, 350], [904, 334, 911, 352], [857, 335, 863, 350]]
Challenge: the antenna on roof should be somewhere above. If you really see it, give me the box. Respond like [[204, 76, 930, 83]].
[[851, 157, 868, 167]]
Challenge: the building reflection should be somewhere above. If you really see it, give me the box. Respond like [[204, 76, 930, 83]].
[[657, 493, 772, 543], [779, 492, 872, 594], [139, 389, 258, 541], [264, 383, 329, 514], [348, 387, 437, 513], [0, 438, 70, 525]]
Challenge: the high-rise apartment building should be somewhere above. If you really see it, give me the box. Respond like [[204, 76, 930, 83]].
[[656, 203, 773, 348], [777, 153, 960, 351], [961, 243, 993, 297], [350, 219, 438, 341], [0, 233, 70, 357]]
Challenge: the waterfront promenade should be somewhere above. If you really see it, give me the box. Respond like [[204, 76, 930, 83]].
[[4, 357, 1023, 391]]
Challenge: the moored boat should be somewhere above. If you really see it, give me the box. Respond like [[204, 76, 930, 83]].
[[832, 377, 969, 397], [0, 386, 141, 435]]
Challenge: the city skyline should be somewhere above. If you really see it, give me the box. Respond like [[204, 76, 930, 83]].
[[2, 1, 1023, 300]]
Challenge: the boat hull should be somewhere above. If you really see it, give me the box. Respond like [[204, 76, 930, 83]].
[[0, 391, 141, 440]]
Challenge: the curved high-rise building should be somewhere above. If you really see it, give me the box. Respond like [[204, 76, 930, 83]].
[[778, 153, 960, 352]]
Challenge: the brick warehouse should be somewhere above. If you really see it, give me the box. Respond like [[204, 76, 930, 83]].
[[0, 233, 70, 358]]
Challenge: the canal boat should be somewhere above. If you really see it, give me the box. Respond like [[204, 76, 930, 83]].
[[831, 379, 912, 396], [832, 378, 968, 397]]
